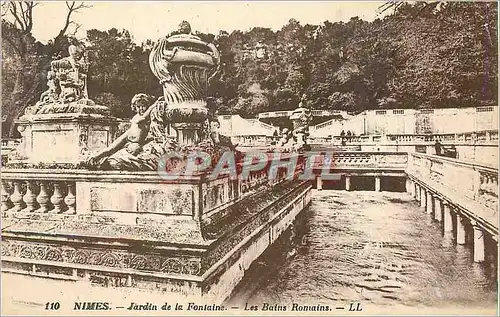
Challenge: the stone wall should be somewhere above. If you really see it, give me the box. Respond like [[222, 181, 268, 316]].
[[311, 106, 498, 137]]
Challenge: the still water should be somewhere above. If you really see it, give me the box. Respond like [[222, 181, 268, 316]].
[[227, 190, 498, 312]]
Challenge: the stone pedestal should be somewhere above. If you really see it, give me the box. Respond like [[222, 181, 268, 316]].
[[420, 187, 426, 208], [375, 176, 381, 192], [316, 176, 323, 190], [456, 213, 466, 245], [345, 176, 351, 191], [12, 113, 120, 165], [443, 203, 453, 232], [426, 192, 434, 215], [472, 223, 485, 262]]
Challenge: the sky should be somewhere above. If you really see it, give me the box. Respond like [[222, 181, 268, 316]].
[[28, 1, 388, 44]]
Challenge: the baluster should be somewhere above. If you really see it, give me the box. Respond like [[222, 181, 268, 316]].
[[1, 181, 12, 212], [36, 181, 51, 213], [483, 175, 490, 193], [473, 171, 482, 200], [64, 182, 76, 214], [50, 182, 66, 213], [9, 181, 25, 212], [22, 181, 38, 212], [488, 175, 495, 194]]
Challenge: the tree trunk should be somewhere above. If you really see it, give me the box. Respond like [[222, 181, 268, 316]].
[[5, 61, 40, 137]]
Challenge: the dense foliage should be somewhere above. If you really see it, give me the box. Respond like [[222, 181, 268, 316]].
[[2, 2, 498, 136], [212, 2, 498, 116]]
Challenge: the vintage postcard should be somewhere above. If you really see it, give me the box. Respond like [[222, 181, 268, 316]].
[[1, 1, 498, 316]]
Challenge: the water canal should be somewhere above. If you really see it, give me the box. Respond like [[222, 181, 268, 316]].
[[227, 190, 498, 313]]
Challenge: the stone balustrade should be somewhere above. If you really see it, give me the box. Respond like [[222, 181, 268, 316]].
[[406, 152, 498, 234], [233, 130, 498, 149], [232, 135, 271, 147], [310, 129, 498, 146], [308, 130, 498, 166], [1, 160, 312, 300], [2, 179, 76, 215], [200, 165, 291, 218], [1, 170, 207, 221], [312, 151, 408, 171], [258, 109, 347, 119], [1, 153, 305, 222], [1, 138, 21, 148]]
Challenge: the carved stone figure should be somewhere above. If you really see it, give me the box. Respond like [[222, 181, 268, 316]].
[[86, 94, 176, 170], [39, 71, 60, 104], [25, 71, 61, 115], [51, 44, 89, 103], [208, 119, 238, 151], [278, 128, 293, 149], [24, 42, 110, 116], [288, 94, 312, 150], [84, 21, 237, 171]]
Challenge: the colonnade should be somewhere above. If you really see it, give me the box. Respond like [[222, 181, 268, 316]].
[[316, 175, 382, 192], [406, 178, 492, 263]]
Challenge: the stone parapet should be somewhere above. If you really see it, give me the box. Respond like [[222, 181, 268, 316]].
[[406, 152, 498, 236], [10, 113, 120, 165], [1, 164, 311, 302]]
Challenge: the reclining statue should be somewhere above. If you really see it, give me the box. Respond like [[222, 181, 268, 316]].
[[86, 94, 176, 170]]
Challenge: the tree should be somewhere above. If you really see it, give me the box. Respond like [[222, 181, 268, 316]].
[[385, 2, 498, 108], [1, 1, 90, 137], [2, 2, 496, 129], [85, 28, 160, 117]]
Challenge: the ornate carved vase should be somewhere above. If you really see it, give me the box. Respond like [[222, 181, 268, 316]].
[[289, 95, 312, 150], [149, 22, 220, 146]]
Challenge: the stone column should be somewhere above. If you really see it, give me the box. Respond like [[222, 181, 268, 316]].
[[375, 176, 381, 192], [406, 178, 413, 196], [456, 213, 466, 245], [435, 198, 443, 222], [420, 187, 426, 208], [443, 202, 453, 232], [316, 176, 323, 191], [471, 222, 485, 262], [426, 191, 433, 215], [345, 176, 351, 191], [415, 183, 420, 201]]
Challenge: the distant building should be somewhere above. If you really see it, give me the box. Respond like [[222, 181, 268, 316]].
[[309, 106, 498, 137], [218, 114, 276, 137]]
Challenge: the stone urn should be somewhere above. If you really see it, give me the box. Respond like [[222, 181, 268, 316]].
[[289, 95, 312, 150], [149, 21, 220, 146]]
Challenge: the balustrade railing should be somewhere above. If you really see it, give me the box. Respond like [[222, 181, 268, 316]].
[[407, 153, 498, 226], [1, 138, 20, 147], [2, 179, 76, 214], [201, 162, 294, 216], [260, 109, 347, 120], [310, 130, 498, 146], [1, 170, 202, 218], [2, 154, 306, 219], [312, 151, 408, 170]]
